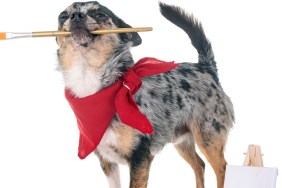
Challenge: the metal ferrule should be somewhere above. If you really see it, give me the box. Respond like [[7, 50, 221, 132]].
[[6, 32, 33, 39]]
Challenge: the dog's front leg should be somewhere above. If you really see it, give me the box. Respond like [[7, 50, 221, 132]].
[[129, 157, 154, 188], [129, 151, 154, 188], [96, 152, 121, 188]]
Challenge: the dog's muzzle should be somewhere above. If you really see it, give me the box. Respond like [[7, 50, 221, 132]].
[[69, 12, 93, 44], [70, 12, 88, 32], [70, 12, 86, 23]]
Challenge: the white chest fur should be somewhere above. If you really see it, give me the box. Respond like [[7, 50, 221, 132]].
[[61, 50, 127, 164], [62, 55, 102, 98], [96, 128, 127, 164]]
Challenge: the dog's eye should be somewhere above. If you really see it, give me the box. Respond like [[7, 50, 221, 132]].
[[95, 12, 108, 22], [59, 12, 69, 22]]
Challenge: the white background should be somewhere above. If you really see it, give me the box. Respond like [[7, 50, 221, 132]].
[[0, 0, 281, 187]]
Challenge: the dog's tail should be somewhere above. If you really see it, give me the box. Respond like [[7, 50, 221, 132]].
[[159, 2, 217, 72]]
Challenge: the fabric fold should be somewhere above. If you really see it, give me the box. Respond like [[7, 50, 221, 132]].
[[65, 57, 178, 159]]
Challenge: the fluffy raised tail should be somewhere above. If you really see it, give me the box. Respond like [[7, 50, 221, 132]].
[[159, 2, 217, 72]]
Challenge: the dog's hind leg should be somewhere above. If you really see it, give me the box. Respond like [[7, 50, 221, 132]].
[[173, 128, 205, 188], [193, 127, 227, 188], [97, 153, 121, 188]]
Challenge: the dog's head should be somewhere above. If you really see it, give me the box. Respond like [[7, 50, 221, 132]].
[[57, 1, 141, 48], [57, 1, 141, 96]]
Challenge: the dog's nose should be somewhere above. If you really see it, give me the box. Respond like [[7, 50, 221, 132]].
[[70, 12, 86, 22]]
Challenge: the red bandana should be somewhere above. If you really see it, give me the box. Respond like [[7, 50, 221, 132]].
[[65, 57, 178, 159]]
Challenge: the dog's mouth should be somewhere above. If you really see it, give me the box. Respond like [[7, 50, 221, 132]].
[[69, 26, 98, 46], [71, 27, 89, 36]]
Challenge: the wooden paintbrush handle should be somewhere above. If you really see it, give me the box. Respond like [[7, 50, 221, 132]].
[[32, 27, 153, 37]]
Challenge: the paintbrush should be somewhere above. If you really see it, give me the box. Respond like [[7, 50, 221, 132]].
[[0, 27, 153, 40]]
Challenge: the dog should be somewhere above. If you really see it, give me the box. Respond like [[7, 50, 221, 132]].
[[56, 1, 235, 188]]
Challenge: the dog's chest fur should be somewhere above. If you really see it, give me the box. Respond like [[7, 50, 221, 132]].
[[96, 121, 140, 164], [63, 61, 102, 98], [96, 127, 127, 164], [61, 50, 137, 163]]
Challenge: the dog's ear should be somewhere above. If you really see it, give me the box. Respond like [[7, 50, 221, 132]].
[[117, 18, 142, 47]]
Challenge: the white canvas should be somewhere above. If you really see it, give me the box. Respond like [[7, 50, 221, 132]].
[[224, 165, 278, 188]]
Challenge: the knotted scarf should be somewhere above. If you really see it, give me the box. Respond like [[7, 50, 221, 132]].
[[65, 57, 178, 159]]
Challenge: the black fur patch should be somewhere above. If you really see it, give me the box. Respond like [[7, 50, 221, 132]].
[[148, 90, 157, 98], [177, 95, 184, 109], [207, 89, 213, 97], [177, 66, 198, 78], [128, 136, 151, 170], [197, 97, 205, 106], [212, 119, 226, 133], [177, 67, 187, 77], [167, 85, 174, 103], [113, 114, 119, 121], [211, 83, 217, 89], [180, 79, 191, 92], [136, 95, 142, 106], [81, 43, 88, 47], [165, 109, 171, 117], [143, 103, 148, 108]]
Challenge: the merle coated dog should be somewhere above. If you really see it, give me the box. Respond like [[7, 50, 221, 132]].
[[56, 1, 234, 188]]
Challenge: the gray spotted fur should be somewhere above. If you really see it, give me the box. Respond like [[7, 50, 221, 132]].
[[132, 3, 234, 153], [57, 1, 235, 187], [59, 0, 235, 159]]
